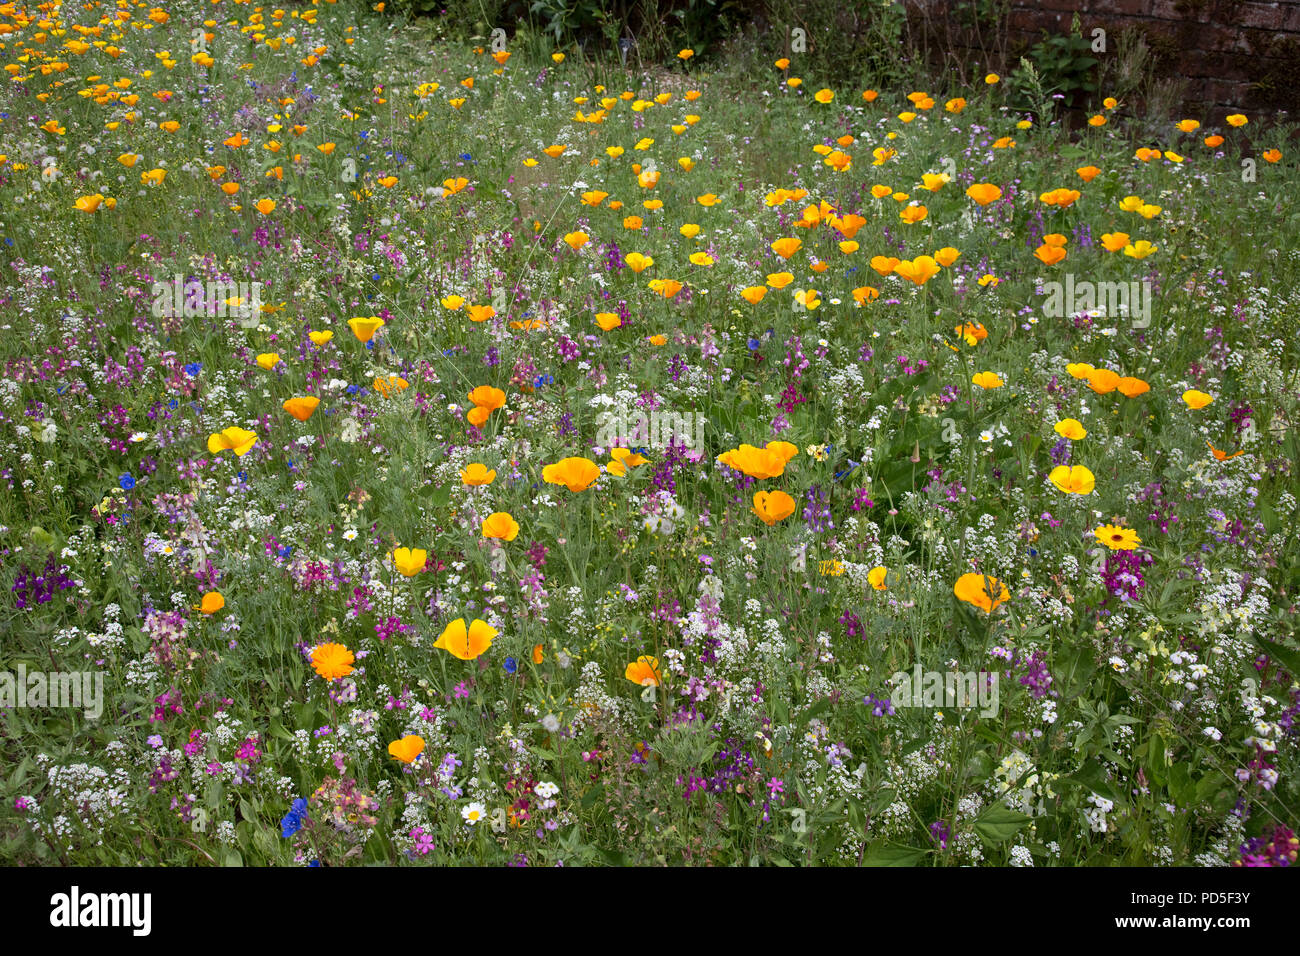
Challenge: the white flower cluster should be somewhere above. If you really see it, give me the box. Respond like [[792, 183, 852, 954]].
[[992, 749, 1058, 817], [1084, 793, 1113, 834], [29, 756, 135, 848]]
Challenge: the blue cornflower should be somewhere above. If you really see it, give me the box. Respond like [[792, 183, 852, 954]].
[[184, 362, 202, 377], [747, 338, 761, 351], [459, 152, 472, 162], [503, 657, 517, 674], [118, 473, 135, 491]]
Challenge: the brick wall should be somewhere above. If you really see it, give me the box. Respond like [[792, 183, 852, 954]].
[[908, 0, 1300, 117]]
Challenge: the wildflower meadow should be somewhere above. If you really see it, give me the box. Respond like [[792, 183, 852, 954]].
[[1, 0, 1298, 871]]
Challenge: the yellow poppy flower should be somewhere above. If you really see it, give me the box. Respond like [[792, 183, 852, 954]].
[[390, 547, 428, 577], [1049, 465, 1095, 495], [434, 618, 498, 661], [207, 427, 258, 456]]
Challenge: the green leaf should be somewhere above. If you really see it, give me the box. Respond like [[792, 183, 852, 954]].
[[1144, 733, 1168, 786], [7, 756, 32, 789], [1053, 644, 1097, 699], [973, 806, 1033, 844], [252, 827, 276, 857], [1195, 772, 1226, 803], [801, 697, 833, 724], [1259, 500, 1279, 535], [1168, 761, 1192, 804], [1253, 636, 1300, 678], [862, 842, 928, 866], [598, 847, 626, 866], [1069, 763, 1124, 804]]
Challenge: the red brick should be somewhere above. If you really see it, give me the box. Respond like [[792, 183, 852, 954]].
[[1192, 24, 1265, 53], [1006, 10, 1045, 32], [1236, 2, 1287, 31], [1187, 50, 1259, 77], [1147, 0, 1186, 20], [1202, 77, 1250, 104], [1095, 0, 1152, 16], [1010, 0, 1084, 13], [902, 0, 1300, 115]]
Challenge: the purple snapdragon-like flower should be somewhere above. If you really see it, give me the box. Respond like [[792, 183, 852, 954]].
[[1235, 825, 1296, 867], [11, 553, 75, 610]]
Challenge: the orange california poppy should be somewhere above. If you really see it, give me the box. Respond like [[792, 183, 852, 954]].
[[388, 735, 425, 763], [953, 573, 1010, 613], [282, 396, 319, 421], [625, 656, 662, 686]]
